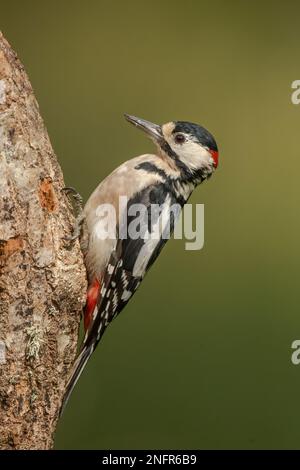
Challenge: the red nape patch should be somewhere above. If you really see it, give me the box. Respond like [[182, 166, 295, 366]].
[[84, 278, 101, 331], [209, 150, 219, 168]]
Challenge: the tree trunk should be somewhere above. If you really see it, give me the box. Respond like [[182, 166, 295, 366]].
[[0, 31, 87, 449]]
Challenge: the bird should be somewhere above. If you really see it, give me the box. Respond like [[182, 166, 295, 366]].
[[60, 114, 219, 415]]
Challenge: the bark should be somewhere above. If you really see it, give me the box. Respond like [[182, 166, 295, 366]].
[[0, 32, 87, 449]]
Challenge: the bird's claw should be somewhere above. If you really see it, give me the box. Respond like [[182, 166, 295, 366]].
[[62, 187, 85, 243], [62, 186, 83, 216]]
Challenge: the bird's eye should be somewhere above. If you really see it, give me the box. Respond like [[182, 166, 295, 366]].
[[174, 133, 186, 144]]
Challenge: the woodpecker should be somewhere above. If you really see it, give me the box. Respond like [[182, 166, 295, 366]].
[[60, 114, 218, 414]]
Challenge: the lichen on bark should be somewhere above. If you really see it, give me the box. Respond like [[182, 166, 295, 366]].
[[0, 31, 87, 449]]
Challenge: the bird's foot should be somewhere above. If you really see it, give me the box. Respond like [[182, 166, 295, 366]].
[[62, 186, 83, 216], [62, 186, 85, 242]]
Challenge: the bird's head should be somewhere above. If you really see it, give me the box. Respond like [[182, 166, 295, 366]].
[[125, 114, 218, 182]]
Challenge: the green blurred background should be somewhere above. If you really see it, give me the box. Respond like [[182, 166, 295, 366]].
[[2, 0, 300, 450]]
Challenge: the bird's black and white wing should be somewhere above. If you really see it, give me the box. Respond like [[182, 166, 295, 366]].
[[84, 183, 182, 348], [60, 183, 182, 415]]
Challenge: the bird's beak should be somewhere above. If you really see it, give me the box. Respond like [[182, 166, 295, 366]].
[[124, 114, 162, 143]]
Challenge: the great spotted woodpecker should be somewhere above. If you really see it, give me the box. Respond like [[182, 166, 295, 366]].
[[60, 114, 218, 414]]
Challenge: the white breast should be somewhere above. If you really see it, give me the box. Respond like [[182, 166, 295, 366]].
[[83, 154, 167, 281]]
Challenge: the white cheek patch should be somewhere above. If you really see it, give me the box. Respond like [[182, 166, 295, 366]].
[[175, 141, 211, 170], [163, 133, 212, 172]]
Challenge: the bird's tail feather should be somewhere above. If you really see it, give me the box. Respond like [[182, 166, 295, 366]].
[[59, 343, 94, 417]]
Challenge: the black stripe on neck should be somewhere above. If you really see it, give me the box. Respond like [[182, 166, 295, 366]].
[[160, 141, 211, 184], [135, 162, 168, 181], [135, 162, 187, 206], [159, 141, 195, 182]]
